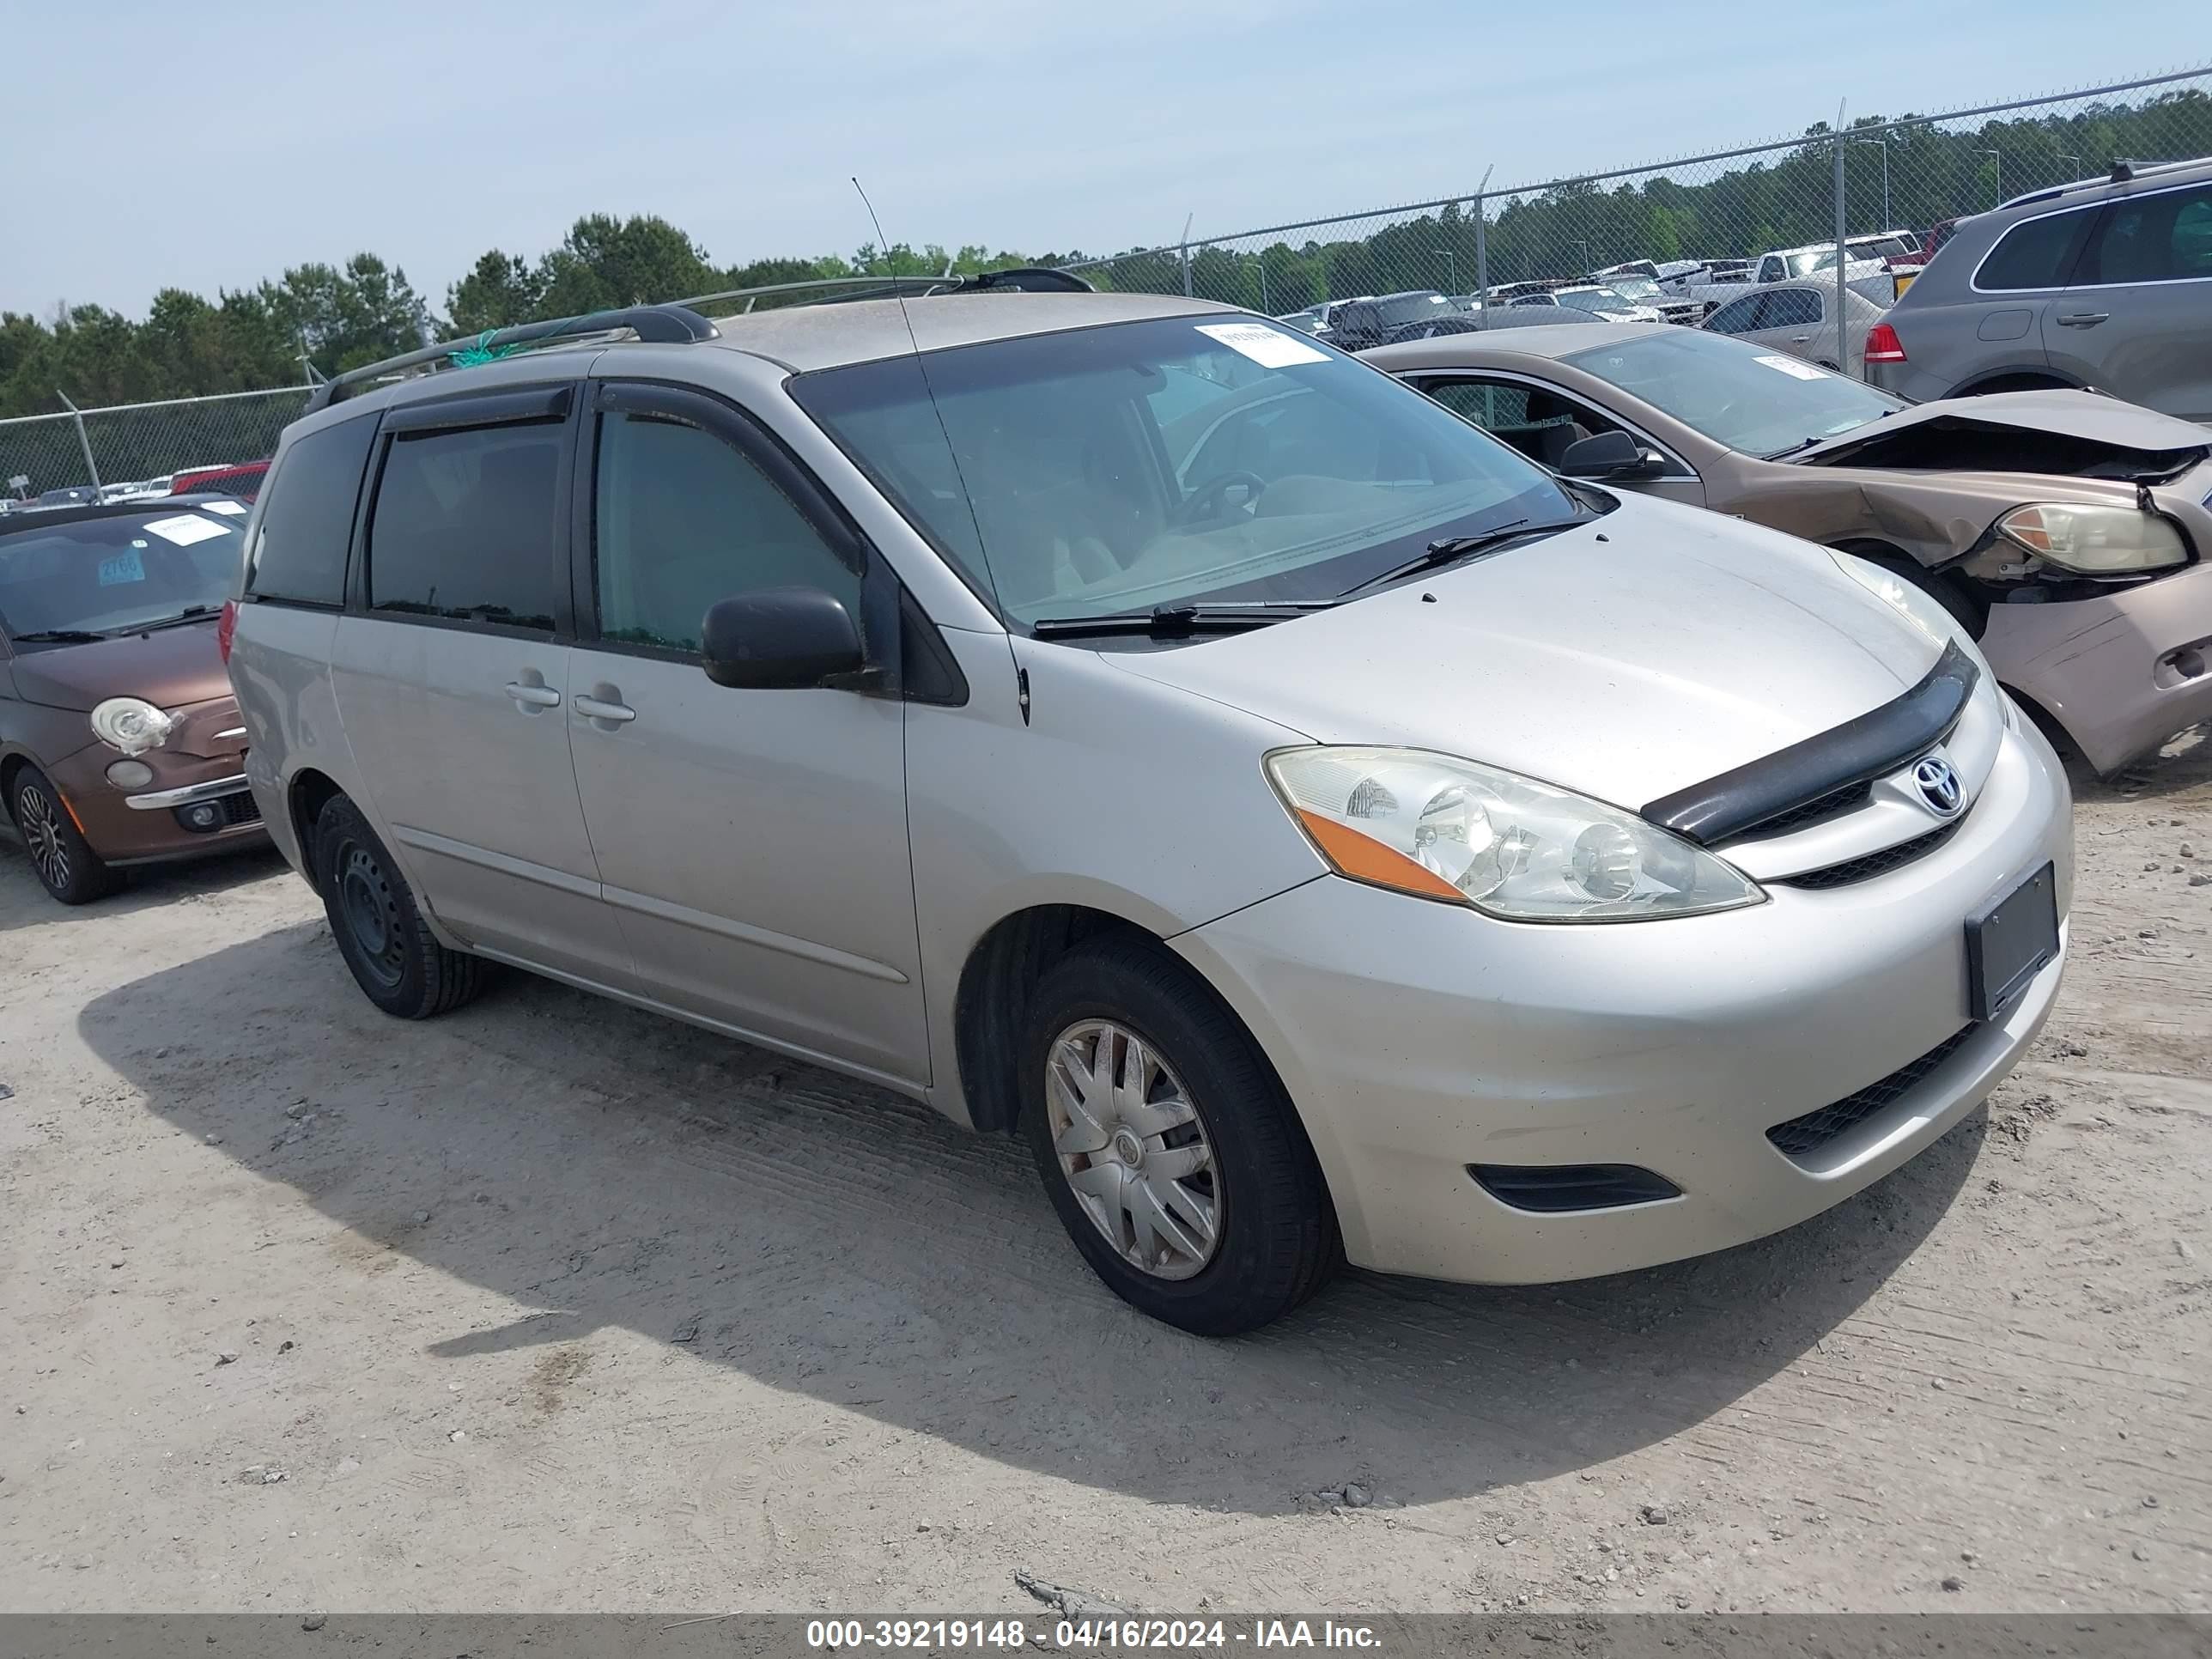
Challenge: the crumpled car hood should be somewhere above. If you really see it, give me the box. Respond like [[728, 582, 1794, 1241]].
[[1797, 387, 2211, 463], [1105, 493, 1945, 811]]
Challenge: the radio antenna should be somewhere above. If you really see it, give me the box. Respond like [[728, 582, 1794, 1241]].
[[848, 178, 1018, 704]]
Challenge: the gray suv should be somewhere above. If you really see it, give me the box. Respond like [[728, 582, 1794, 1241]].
[[224, 286, 2070, 1334], [1868, 157, 2212, 420]]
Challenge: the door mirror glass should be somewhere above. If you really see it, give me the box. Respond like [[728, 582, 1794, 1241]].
[[1558, 430, 1661, 478], [700, 586, 864, 690]]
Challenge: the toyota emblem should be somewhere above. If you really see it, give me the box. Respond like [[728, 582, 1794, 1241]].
[[1913, 755, 1963, 817]]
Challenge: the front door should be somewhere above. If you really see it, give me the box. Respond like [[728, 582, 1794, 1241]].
[[564, 379, 927, 1085], [328, 385, 634, 990]]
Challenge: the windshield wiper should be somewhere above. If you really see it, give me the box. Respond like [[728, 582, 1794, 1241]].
[[1030, 601, 1333, 640], [1337, 519, 1581, 599], [129, 605, 221, 633], [10, 628, 108, 643], [1761, 438, 1825, 460]]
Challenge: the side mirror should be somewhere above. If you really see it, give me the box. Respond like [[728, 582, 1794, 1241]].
[[1559, 431, 1666, 480], [700, 586, 864, 690]]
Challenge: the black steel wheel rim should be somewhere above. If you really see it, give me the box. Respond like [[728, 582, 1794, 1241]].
[[337, 840, 406, 988]]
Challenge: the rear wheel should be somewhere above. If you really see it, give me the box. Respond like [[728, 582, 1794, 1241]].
[[313, 793, 490, 1018], [9, 765, 123, 905], [1957, 373, 2069, 397], [1020, 936, 1339, 1335], [1838, 541, 1988, 638]]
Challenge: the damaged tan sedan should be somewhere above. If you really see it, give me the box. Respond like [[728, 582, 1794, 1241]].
[[1371, 323, 2212, 774]]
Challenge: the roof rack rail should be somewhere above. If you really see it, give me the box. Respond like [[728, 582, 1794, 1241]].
[[674, 264, 1093, 314], [304, 304, 720, 412]]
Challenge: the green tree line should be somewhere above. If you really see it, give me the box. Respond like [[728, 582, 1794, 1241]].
[[1103, 91, 2211, 311], [3, 88, 2203, 422]]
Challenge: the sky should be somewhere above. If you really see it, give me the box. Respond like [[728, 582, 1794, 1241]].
[[1, 2, 2203, 319]]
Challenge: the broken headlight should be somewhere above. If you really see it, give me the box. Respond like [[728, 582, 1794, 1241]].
[[1996, 503, 2187, 575]]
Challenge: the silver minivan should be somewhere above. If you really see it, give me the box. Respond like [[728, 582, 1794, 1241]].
[[226, 289, 2073, 1334]]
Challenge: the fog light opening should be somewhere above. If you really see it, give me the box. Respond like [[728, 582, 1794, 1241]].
[[176, 801, 224, 833]]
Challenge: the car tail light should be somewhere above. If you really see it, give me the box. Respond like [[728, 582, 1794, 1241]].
[[1864, 322, 1907, 363], [216, 599, 238, 664]]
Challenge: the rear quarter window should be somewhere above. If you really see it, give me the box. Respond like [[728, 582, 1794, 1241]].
[[246, 416, 377, 606]]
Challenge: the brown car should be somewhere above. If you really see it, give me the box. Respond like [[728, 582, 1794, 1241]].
[[1370, 322, 2212, 774], [1, 500, 267, 902]]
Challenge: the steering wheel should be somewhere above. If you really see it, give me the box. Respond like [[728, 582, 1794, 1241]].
[[1173, 471, 1267, 527]]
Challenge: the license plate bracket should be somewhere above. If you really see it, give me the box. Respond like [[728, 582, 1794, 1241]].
[[1966, 862, 2058, 1023]]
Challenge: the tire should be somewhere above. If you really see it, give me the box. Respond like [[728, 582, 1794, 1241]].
[[1019, 936, 1339, 1335], [9, 764, 124, 904], [313, 793, 490, 1018]]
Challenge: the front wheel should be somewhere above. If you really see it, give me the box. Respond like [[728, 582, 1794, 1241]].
[[9, 765, 123, 904], [313, 793, 490, 1018], [1021, 937, 1339, 1335]]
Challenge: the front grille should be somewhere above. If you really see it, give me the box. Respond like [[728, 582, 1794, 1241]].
[[1469, 1163, 1682, 1213], [1765, 1026, 1977, 1159], [218, 790, 262, 827], [1744, 780, 1871, 840], [1773, 818, 1961, 889]]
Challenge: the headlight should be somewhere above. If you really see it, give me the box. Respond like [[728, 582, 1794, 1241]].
[[1996, 503, 2186, 574], [89, 696, 175, 757], [1265, 747, 1764, 923]]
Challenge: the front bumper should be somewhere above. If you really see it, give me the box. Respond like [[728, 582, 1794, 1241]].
[[1172, 722, 2072, 1285], [47, 743, 268, 867], [1983, 560, 2212, 774]]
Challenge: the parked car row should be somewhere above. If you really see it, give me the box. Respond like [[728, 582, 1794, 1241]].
[[9, 271, 2203, 1338]]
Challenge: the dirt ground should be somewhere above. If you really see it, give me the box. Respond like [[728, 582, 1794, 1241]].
[[2, 731, 2207, 1617]]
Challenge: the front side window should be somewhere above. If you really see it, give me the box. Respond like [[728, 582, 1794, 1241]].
[[2080, 183, 2212, 283], [366, 422, 564, 631], [1563, 328, 1905, 457], [592, 410, 860, 654], [1421, 379, 1623, 467], [0, 509, 242, 641], [793, 316, 1578, 625], [1975, 205, 2097, 291], [1706, 295, 1765, 334]]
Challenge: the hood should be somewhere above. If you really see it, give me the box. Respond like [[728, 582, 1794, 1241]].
[[1106, 495, 1943, 811], [1797, 388, 2212, 467], [5, 617, 233, 714]]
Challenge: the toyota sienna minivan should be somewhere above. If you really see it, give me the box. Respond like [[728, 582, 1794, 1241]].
[[226, 287, 2073, 1334]]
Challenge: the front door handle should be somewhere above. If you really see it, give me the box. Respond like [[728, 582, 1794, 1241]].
[[2056, 312, 2110, 327], [504, 680, 562, 710], [573, 693, 636, 724]]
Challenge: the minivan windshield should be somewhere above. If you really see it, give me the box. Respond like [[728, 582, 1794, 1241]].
[[0, 509, 242, 643], [794, 315, 1581, 626], [1561, 328, 1907, 457]]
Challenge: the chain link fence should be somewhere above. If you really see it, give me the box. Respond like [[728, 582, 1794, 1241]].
[[1068, 64, 2212, 354], [0, 384, 313, 507]]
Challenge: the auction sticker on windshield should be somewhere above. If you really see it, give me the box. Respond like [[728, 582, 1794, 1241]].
[[1754, 354, 1826, 380], [200, 500, 248, 515], [140, 513, 234, 547], [96, 549, 146, 586], [1195, 322, 1329, 368]]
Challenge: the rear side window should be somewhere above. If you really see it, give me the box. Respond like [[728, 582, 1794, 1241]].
[[246, 416, 376, 605], [1975, 206, 2095, 291], [2078, 182, 2212, 283], [1705, 295, 1764, 334], [367, 422, 564, 631], [1765, 289, 1822, 328]]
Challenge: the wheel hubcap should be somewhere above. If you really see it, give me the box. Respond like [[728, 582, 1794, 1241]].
[[1045, 1019, 1220, 1280], [337, 842, 406, 988], [17, 785, 70, 889]]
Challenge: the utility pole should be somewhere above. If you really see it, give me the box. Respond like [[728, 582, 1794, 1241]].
[[1976, 147, 2003, 207], [56, 391, 101, 492], [1473, 165, 1494, 327]]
